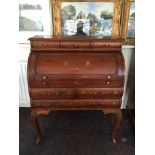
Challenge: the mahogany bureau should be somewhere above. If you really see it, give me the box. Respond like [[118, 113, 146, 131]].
[[27, 35, 125, 144]]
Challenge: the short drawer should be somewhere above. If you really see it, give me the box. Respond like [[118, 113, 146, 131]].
[[62, 41, 90, 48], [77, 88, 123, 99], [31, 41, 91, 49], [93, 41, 121, 48], [29, 88, 75, 99], [31, 41, 60, 48]]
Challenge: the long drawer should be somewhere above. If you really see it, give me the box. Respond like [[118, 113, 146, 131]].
[[30, 79, 123, 88], [29, 88, 123, 99], [31, 99, 121, 108]]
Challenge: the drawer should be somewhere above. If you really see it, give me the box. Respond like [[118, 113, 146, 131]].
[[77, 88, 123, 99], [30, 78, 123, 88], [31, 41, 90, 49], [31, 99, 121, 108], [29, 88, 75, 99], [30, 80, 123, 88], [62, 41, 90, 48], [31, 41, 60, 48], [93, 41, 121, 48]]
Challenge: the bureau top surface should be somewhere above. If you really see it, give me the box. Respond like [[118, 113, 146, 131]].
[[29, 35, 123, 42]]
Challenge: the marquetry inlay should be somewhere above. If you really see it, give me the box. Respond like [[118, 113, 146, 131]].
[[86, 61, 90, 66], [64, 60, 68, 66], [114, 91, 118, 94]]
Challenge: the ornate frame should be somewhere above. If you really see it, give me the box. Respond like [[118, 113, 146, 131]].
[[121, 0, 135, 45], [52, 0, 123, 38]]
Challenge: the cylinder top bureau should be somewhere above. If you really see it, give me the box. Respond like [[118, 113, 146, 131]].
[[27, 35, 125, 144]]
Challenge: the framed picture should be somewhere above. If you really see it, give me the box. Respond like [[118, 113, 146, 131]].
[[121, 0, 135, 45], [52, 0, 122, 38], [19, 0, 51, 43]]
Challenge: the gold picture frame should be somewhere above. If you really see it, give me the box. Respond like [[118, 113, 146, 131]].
[[52, 0, 123, 38], [121, 0, 135, 45]]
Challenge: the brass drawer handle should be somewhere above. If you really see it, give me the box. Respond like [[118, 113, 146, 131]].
[[106, 81, 110, 85], [107, 75, 111, 79], [42, 82, 47, 85], [42, 76, 47, 80]]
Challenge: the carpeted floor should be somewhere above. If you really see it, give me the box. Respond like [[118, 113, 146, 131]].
[[19, 108, 135, 155]]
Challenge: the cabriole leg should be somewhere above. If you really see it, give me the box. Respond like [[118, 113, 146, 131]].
[[103, 109, 122, 144], [112, 109, 122, 144], [31, 109, 41, 144]]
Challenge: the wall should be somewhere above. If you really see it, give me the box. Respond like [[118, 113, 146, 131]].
[[122, 46, 135, 108], [19, 43, 135, 108]]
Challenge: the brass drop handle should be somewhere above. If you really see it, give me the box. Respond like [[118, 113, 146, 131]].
[[42, 76, 47, 80], [107, 75, 111, 79], [42, 82, 47, 85], [106, 81, 110, 85]]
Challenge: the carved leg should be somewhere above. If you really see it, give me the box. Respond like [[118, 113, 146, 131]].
[[112, 109, 122, 144], [31, 109, 41, 144], [31, 109, 51, 144], [103, 109, 122, 144]]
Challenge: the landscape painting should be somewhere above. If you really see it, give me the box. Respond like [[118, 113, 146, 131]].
[[128, 2, 135, 38], [19, 3, 44, 31], [61, 2, 113, 37]]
